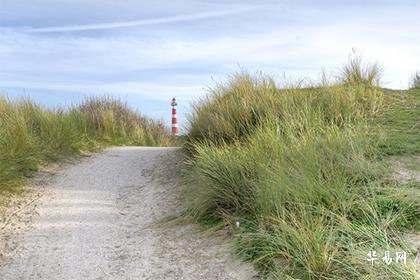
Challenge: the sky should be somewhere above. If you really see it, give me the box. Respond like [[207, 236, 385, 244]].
[[1, 0, 419, 128]]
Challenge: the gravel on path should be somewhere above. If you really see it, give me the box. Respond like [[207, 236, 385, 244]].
[[0, 147, 257, 280]]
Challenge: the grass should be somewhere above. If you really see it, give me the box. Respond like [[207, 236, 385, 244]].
[[182, 56, 419, 279], [409, 71, 420, 89], [0, 96, 172, 208], [373, 88, 420, 155]]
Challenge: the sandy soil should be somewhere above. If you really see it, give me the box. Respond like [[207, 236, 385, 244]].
[[389, 155, 420, 183], [389, 155, 420, 269], [0, 147, 257, 280]]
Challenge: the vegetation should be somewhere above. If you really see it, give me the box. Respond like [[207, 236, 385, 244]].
[[183, 56, 419, 279], [0, 96, 172, 207], [409, 71, 420, 89], [339, 52, 383, 87], [374, 88, 420, 156]]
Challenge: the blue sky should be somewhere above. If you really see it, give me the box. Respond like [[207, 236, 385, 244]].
[[1, 0, 419, 128]]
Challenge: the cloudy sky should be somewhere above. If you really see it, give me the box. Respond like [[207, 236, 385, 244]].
[[1, 0, 419, 124]]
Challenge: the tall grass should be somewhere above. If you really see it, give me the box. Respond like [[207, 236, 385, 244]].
[[409, 71, 420, 89], [187, 67, 382, 150], [74, 97, 170, 146], [183, 58, 418, 278], [339, 52, 383, 87], [0, 96, 171, 205]]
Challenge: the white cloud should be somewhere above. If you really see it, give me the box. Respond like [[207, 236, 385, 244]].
[[1, 1, 419, 105], [3, 24, 420, 90], [26, 9, 254, 33]]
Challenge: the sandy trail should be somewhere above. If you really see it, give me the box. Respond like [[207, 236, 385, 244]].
[[0, 147, 256, 280]]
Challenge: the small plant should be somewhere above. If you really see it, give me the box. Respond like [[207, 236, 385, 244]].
[[339, 51, 383, 87], [409, 71, 420, 89]]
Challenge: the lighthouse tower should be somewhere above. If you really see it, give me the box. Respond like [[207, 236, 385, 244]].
[[171, 97, 179, 136]]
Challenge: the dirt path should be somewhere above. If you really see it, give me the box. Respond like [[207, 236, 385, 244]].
[[0, 147, 257, 279], [391, 155, 420, 259]]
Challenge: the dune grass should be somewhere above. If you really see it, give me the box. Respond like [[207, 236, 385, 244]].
[[374, 88, 420, 156], [409, 71, 420, 89], [0, 96, 172, 207], [183, 57, 419, 279]]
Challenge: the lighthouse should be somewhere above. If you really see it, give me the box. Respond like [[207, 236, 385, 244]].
[[171, 97, 179, 136]]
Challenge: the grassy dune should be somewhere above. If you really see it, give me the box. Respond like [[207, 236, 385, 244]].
[[0, 96, 172, 207], [375, 88, 420, 156], [183, 58, 419, 279]]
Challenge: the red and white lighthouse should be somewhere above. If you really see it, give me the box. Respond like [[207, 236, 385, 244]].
[[171, 97, 179, 136]]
